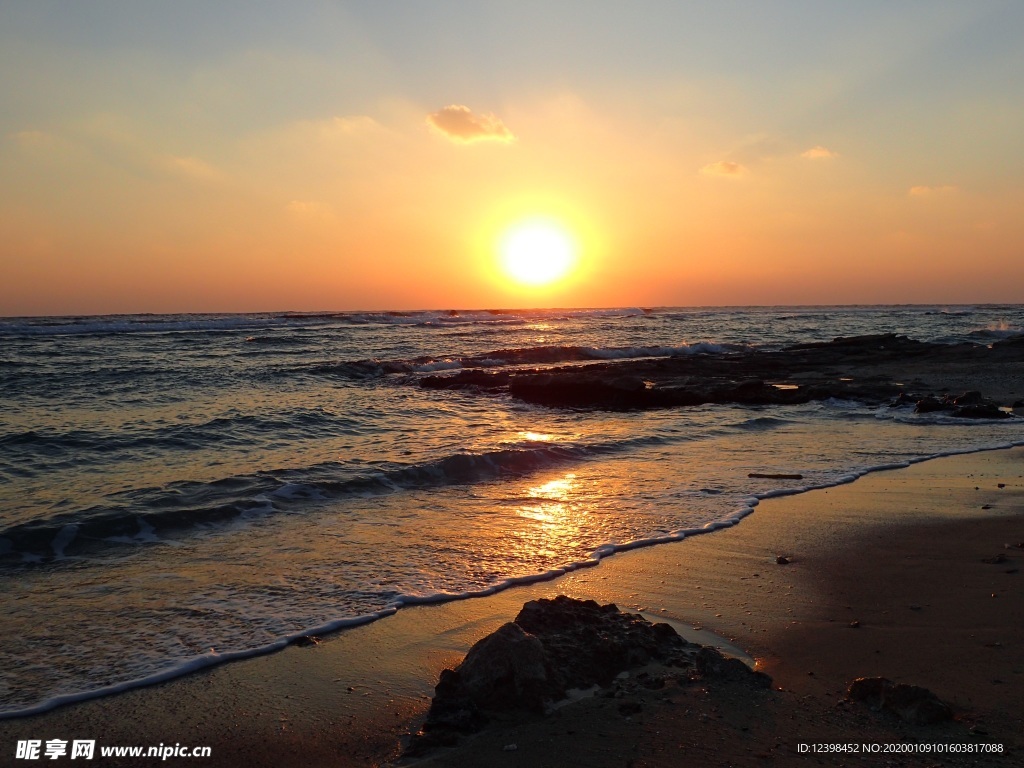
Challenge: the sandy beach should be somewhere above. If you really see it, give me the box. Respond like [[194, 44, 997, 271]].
[[2, 447, 1021, 767]]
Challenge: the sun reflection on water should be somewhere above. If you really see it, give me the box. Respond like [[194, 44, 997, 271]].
[[519, 431, 555, 442], [512, 472, 590, 558]]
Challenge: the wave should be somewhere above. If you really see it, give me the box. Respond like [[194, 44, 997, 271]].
[[968, 322, 1023, 340], [0, 315, 300, 338], [0, 308, 654, 338], [302, 341, 747, 380], [0, 410, 365, 466], [732, 416, 793, 431], [0, 435, 667, 565]]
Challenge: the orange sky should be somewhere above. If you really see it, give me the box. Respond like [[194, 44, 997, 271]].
[[2, 3, 1023, 315]]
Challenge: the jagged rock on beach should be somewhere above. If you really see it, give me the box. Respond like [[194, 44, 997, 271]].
[[447, 622, 549, 712], [409, 596, 771, 754], [846, 677, 953, 725]]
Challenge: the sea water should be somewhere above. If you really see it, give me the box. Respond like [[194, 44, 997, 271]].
[[2, 305, 1023, 716]]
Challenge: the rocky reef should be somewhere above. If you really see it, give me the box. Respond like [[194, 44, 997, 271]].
[[418, 333, 1023, 414]]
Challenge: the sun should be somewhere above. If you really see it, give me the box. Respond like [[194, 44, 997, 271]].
[[499, 218, 577, 286]]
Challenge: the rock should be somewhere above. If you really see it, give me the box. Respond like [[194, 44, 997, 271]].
[[776, 555, 791, 565], [408, 334, 1024, 414], [914, 396, 949, 414], [953, 390, 984, 405], [289, 635, 320, 647], [455, 622, 549, 712], [514, 596, 687, 692], [509, 372, 656, 409], [410, 596, 772, 754], [846, 677, 952, 725], [889, 391, 917, 407], [695, 647, 772, 688], [412, 624, 548, 747], [952, 403, 1010, 419], [618, 700, 643, 716], [429, 671, 488, 724]]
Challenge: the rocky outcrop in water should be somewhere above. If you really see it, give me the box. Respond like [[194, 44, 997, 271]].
[[418, 334, 1024, 413], [910, 391, 1010, 419]]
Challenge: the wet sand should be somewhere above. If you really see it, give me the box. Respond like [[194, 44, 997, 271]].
[[2, 448, 1022, 767]]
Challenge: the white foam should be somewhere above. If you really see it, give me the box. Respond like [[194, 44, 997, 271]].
[[411, 360, 464, 373], [51, 524, 78, 560], [0, 606, 402, 719]]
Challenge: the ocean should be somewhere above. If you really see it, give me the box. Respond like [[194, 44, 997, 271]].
[[2, 305, 1023, 717]]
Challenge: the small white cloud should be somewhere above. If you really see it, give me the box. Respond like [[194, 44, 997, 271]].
[[700, 160, 746, 177], [802, 145, 839, 159], [426, 105, 515, 144], [160, 155, 225, 183], [909, 185, 957, 197]]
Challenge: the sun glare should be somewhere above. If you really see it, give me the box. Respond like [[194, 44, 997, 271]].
[[499, 219, 577, 286]]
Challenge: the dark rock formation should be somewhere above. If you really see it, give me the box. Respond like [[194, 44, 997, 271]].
[[409, 596, 771, 753], [914, 392, 1010, 419], [846, 677, 953, 725], [513, 596, 689, 694], [416, 333, 1023, 413], [952, 403, 1009, 419], [448, 622, 548, 712], [420, 369, 511, 392], [953, 390, 984, 405], [914, 396, 947, 413]]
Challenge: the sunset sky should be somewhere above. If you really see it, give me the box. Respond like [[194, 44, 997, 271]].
[[2, 1, 1022, 316]]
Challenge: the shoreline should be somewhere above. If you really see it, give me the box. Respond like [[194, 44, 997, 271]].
[[3, 440, 1021, 723], [1, 447, 1022, 765]]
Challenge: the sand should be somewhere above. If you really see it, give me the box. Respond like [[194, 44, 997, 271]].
[[1, 448, 1021, 767]]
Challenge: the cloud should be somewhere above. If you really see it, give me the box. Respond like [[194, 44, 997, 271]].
[[10, 129, 75, 155], [909, 185, 957, 196], [12, 129, 50, 148], [801, 145, 839, 159], [426, 105, 515, 144], [285, 200, 336, 223], [700, 160, 746, 177], [159, 155, 225, 184]]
